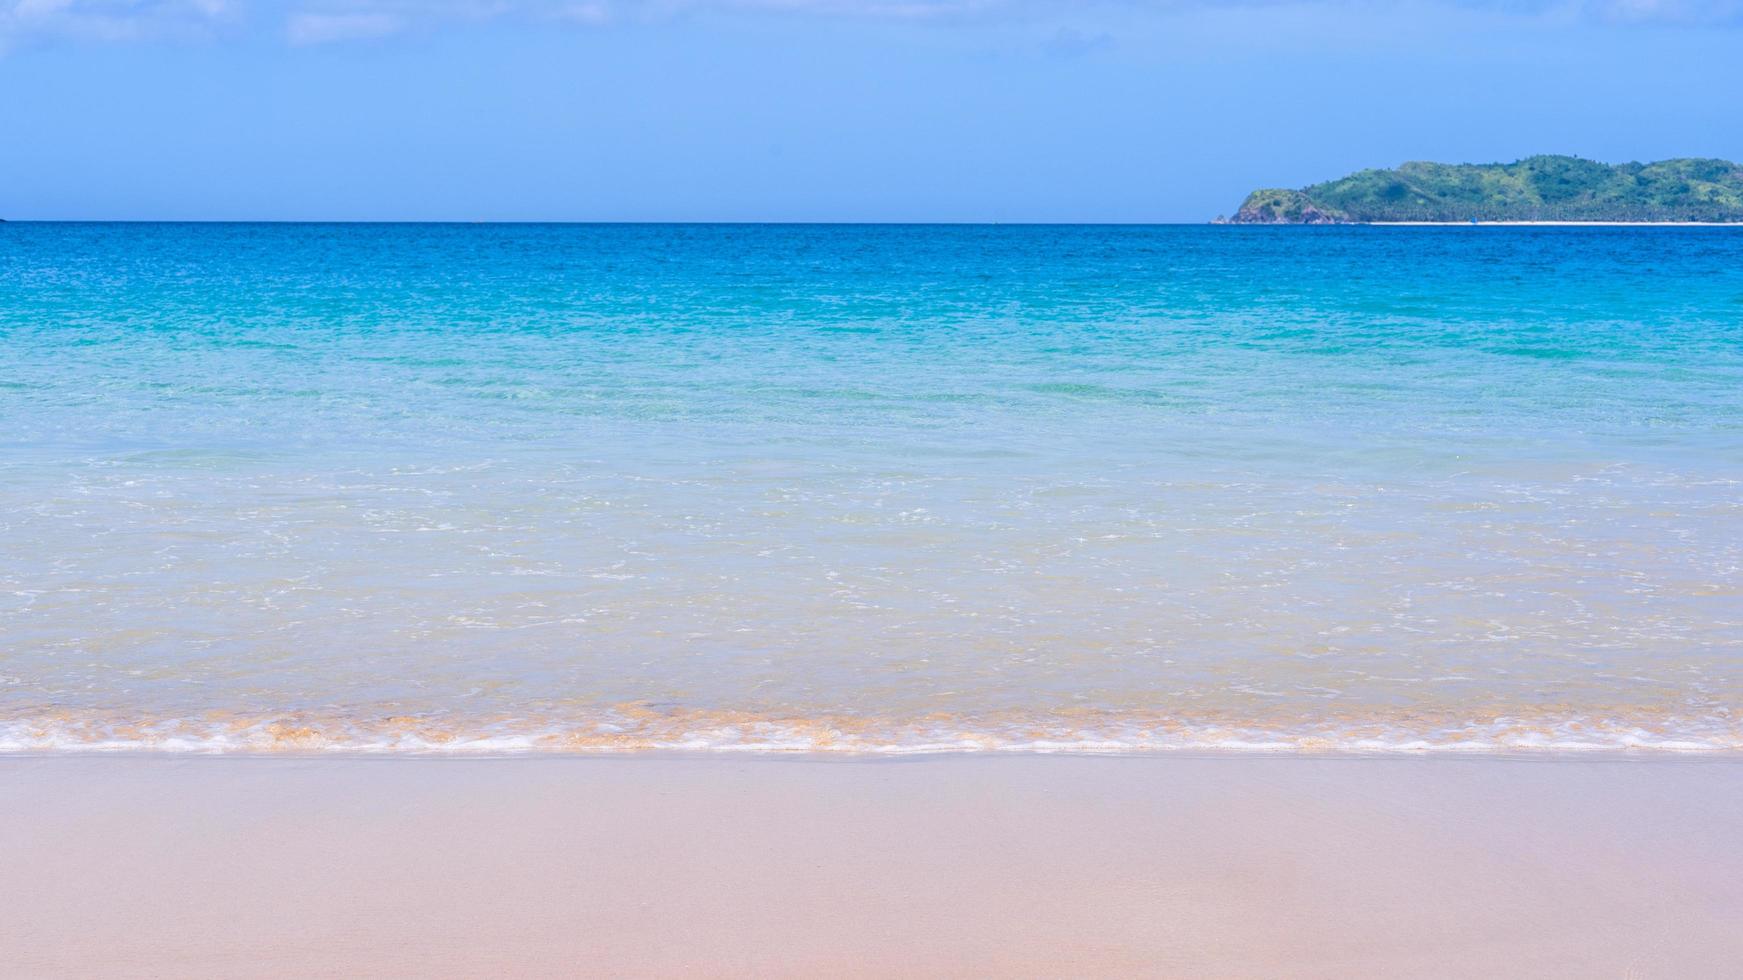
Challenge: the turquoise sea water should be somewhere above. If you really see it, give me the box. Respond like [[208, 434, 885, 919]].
[[2, 223, 1740, 753]]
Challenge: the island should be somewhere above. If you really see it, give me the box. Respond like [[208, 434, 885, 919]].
[[1219, 156, 1743, 224]]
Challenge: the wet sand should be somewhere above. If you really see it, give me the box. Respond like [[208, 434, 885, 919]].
[[3, 754, 1741, 978]]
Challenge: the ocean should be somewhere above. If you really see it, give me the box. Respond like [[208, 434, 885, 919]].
[[2, 222, 1739, 754]]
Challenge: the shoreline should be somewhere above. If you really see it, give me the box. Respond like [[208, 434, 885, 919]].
[[1368, 220, 1743, 226], [1221, 220, 1743, 226], [6, 705, 1737, 756], [4, 742, 1741, 758], [6, 753, 1741, 977], [6, 745, 1742, 762]]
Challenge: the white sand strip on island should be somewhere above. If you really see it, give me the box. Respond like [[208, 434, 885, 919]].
[[1362, 221, 1743, 226], [3, 754, 1741, 978]]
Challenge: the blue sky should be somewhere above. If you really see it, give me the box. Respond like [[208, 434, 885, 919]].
[[3, 0, 1742, 221]]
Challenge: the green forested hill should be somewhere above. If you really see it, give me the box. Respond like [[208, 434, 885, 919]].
[[1225, 156, 1743, 223]]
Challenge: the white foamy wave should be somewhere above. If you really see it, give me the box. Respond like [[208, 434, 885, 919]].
[[1, 708, 1739, 757]]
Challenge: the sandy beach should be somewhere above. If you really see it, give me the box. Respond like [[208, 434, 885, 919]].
[[4, 754, 1740, 978]]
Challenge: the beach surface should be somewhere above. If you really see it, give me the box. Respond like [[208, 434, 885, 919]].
[[4, 754, 1741, 978]]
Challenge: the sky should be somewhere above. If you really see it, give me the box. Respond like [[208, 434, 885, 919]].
[[3, 0, 1743, 221]]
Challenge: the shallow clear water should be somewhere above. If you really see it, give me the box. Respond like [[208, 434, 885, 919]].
[[2, 223, 1740, 753]]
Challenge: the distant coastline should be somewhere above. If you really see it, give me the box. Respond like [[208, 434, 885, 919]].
[[1363, 220, 1743, 227], [1221, 156, 1743, 224], [1223, 220, 1743, 227]]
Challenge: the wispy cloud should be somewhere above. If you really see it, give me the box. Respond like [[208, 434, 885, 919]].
[[1578, 0, 1743, 22], [285, 8, 400, 41], [1, 0, 234, 46], [549, 0, 609, 23], [650, 0, 1743, 24], [3, 0, 1740, 51]]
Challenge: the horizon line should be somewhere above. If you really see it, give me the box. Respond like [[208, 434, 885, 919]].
[[1, 218, 1223, 226]]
